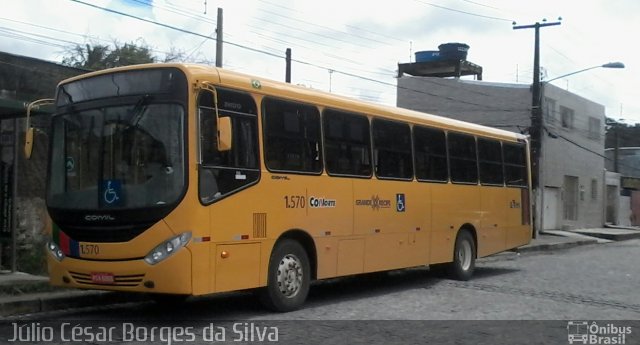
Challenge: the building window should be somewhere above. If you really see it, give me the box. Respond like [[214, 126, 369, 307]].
[[588, 117, 601, 140], [544, 98, 556, 123], [563, 175, 579, 221], [591, 178, 598, 200], [560, 106, 574, 129]]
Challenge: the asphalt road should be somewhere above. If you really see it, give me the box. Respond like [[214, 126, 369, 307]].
[[2, 240, 639, 344]]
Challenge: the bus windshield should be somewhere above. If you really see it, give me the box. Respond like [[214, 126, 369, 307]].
[[47, 101, 185, 210]]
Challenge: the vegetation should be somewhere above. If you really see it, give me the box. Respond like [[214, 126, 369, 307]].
[[605, 118, 640, 149], [61, 39, 189, 71]]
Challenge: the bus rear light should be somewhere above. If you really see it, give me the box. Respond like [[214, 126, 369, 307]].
[[144, 232, 192, 265], [47, 241, 65, 262]]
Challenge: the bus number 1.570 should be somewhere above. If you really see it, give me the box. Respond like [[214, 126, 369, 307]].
[[284, 195, 306, 209]]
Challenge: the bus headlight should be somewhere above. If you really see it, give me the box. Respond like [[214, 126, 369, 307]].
[[47, 241, 65, 262], [144, 232, 192, 265]]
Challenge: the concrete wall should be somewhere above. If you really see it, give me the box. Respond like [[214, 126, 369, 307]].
[[397, 77, 531, 133], [0, 52, 86, 272], [397, 76, 606, 231]]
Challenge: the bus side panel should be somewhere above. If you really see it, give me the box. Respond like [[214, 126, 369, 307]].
[[505, 187, 533, 249], [353, 179, 430, 273], [211, 173, 352, 285], [303, 175, 353, 278], [477, 186, 508, 257], [430, 183, 480, 264], [209, 191, 264, 293], [214, 243, 261, 293]]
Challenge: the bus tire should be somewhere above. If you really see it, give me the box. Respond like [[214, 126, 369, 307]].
[[259, 239, 311, 312], [449, 230, 476, 281]]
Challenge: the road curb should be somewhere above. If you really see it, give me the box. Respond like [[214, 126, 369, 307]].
[[574, 230, 640, 242], [0, 291, 149, 317], [515, 239, 599, 253]]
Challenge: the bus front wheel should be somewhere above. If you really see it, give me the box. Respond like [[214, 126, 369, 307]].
[[259, 239, 311, 312]]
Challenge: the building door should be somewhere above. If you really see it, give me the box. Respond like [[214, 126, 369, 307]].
[[606, 185, 618, 224], [563, 176, 579, 221], [543, 187, 559, 230]]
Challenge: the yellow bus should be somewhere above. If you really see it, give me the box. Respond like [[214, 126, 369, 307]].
[[37, 63, 532, 311]]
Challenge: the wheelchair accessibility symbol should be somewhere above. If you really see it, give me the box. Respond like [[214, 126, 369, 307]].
[[396, 194, 406, 212], [102, 180, 122, 206]]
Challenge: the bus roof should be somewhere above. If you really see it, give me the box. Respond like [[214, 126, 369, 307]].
[[59, 63, 527, 143]]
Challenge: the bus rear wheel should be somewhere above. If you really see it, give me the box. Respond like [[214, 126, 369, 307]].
[[449, 230, 476, 281], [431, 230, 476, 281], [259, 239, 310, 312]]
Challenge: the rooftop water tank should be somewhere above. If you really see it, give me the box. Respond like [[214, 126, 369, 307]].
[[438, 43, 469, 61], [415, 50, 442, 63]]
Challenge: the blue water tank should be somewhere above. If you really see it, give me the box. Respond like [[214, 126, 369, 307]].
[[415, 50, 442, 62], [438, 43, 469, 60]]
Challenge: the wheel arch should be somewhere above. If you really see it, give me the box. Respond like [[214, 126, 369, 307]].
[[276, 229, 318, 280], [458, 223, 478, 258]]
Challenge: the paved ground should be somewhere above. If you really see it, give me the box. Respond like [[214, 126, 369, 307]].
[[1, 231, 638, 345], [0, 227, 638, 319]]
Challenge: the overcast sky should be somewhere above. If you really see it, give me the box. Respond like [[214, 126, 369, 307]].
[[2, 0, 638, 123]]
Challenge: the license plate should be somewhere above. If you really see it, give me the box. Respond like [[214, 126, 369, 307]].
[[91, 272, 115, 284]]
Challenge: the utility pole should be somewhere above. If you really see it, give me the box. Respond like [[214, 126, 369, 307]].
[[285, 48, 291, 83], [513, 19, 561, 236], [513, 19, 561, 185], [613, 122, 620, 173], [215, 8, 223, 68]]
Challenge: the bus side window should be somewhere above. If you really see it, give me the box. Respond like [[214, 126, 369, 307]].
[[503, 143, 527, 187], [478, 138, 504, 186], [372, 119, 413, 180], [198, 87, 259, 204], [448, 133, 478, 184], [413, 126, 448, 182], [323, 109, 371, 177], [263, 98, 322, 174]]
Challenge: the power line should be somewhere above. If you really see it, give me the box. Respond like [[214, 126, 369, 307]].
[[10, 0, 527, 114], [412, 0, 514, 22], [127, 0, 217, 25], [458, 0, 500, 10], [256, 0, 406, 43]]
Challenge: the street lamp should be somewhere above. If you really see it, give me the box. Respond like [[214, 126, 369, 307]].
[[543, 62, 625, 84]]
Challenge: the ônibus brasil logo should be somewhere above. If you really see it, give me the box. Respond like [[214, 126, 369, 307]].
[[567, 321, 632, 344]]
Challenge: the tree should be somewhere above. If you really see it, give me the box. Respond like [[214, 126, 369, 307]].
[[605, 117, 640, 149], [62, 40, 156, 70]]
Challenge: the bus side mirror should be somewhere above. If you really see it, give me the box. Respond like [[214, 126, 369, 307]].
[[217, 116, 232, 152], [24, 98, 54, 160], [198, 81, 233, 152]]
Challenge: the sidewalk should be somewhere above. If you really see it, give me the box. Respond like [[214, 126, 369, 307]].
[[1, 227, 639, 317]]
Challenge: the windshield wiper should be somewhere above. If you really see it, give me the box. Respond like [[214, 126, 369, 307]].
[[130, 94, 153, 127]]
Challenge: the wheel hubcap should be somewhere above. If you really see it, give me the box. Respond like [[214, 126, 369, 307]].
[[276, 254, 303, 298], [458, 240, 472, 271]]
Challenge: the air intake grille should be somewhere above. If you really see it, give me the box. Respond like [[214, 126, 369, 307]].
[[69, 271, 145, 287], [253, 213, 267, 238]]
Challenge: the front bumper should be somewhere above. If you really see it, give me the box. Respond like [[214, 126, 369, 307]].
[[47, 247, 192, 294]]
